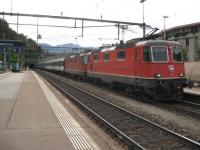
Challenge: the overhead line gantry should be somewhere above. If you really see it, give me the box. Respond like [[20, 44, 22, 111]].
[[0, 11, 156, 40]]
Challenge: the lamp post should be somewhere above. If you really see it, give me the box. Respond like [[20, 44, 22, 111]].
[[37, 17, 38, 43], [11, 0, 13, 13], [140, 0, 146, 38], [163, 15, 169, 40], [98, 38, 102, 47], [75, 37, 77, 44]]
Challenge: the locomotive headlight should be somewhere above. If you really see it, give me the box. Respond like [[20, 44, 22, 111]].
[[156, 73, 162, 78], [179, 73, 184, 77]]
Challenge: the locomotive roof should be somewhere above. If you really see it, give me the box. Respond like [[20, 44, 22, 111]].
[[80, 52, 91, 56], [136, 40, 181, 47], [101, 46, 116, 52]]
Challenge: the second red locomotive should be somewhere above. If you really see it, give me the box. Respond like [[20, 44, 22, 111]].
[[63, 40, 187, 100]]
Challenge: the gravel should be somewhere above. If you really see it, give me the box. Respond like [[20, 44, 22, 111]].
[[62, 76, 200, 143]]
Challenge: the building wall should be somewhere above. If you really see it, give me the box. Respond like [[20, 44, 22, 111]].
[[188, 37, 195, 61], [163, 23, 200, 61]]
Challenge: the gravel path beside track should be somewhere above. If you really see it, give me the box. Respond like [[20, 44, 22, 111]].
[[40, 71, 200, 143]]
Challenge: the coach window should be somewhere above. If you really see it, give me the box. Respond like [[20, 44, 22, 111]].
[[143, 46, 151, 62], [172, 46, 183, 62], [93, 54, 99, 62], [117, 51, 125, 60], [104, 53, 109, 62]]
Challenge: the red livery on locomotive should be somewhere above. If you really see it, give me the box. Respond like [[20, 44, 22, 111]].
[[63, 40, 187, 100], [38, 40, 188, 100]]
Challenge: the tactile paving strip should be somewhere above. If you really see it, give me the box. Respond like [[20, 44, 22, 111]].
[[33, 71, 93, 150]]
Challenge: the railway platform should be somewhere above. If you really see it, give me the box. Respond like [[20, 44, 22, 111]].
[[0, 71, 122, 150], [184, 87, 200, 96]]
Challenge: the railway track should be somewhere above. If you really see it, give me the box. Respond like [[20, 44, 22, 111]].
[[174, 98, 200, 118], [183, 92, 200, 104], [164, 93, 200, 119], [37, 70, 200, 150]]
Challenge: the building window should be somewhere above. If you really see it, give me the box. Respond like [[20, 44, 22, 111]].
[[186, 38, 189, 46]]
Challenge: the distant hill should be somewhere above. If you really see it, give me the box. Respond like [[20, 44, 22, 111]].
[[39, 43, 96, 54], [38, 43, 82, 54], [38, 43, 81, 48], [56, 43, 81, 48], [38, 43, 52, 47]]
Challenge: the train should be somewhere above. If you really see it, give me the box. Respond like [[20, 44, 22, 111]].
[[38, 40, 190, 101], [10, 62, 21, 72]]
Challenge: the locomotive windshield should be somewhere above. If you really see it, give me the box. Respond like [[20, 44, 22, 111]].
[[172, 46, 183, 62], [143, 46, 168, 62], [151, 46, 168, 62]]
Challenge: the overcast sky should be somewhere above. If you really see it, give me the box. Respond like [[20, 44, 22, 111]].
[[0, 0, 200, 47]]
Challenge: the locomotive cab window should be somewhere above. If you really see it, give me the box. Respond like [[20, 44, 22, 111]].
[[172, 46, 183, 62], [143, 46, 152, 62], [104, 53, 110, 62], [151, 46, 168, 62], [117, 51, 125, 60], [82, 55, 88, 64], [93, 54, 99, 62]]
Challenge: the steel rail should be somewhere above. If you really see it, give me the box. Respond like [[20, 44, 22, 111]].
[[177, 100, 200, 107], [37, 70, 200, 149], [37, 70, 144, 150], [183, 92, 200, 104], [175, 99, 200, 118]]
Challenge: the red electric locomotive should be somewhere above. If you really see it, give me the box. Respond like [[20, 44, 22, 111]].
[[64, 40, 187, 100], [65, 52, 91, 77]]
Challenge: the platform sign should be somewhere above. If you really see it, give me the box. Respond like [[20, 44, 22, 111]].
[[0, 47, 6, 52], [13, 47, 22, 53], [0, 40, 24, 53], [0, 43, 13, 48]]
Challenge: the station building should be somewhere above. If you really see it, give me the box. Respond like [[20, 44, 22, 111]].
[[162, 22, 200, 61]]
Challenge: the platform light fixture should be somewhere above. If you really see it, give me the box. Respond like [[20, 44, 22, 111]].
[[163, 15, 169, 40], [11, 0, 13, 13]]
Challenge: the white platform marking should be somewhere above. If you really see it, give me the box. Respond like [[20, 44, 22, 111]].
[[184, 89, 200, 96], [33, 71, 93, 150]]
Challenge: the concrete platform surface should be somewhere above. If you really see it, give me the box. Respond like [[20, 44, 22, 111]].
[[0, 71, 122, 150], [184, 87, 200, 96]]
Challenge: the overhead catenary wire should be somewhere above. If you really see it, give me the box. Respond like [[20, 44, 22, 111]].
[[84, 0, 105, 17], [8, 22, 117, 28]]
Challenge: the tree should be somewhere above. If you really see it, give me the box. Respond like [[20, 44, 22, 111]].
[[0, 53, 2, 60], [0, 19, 42, 66]]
